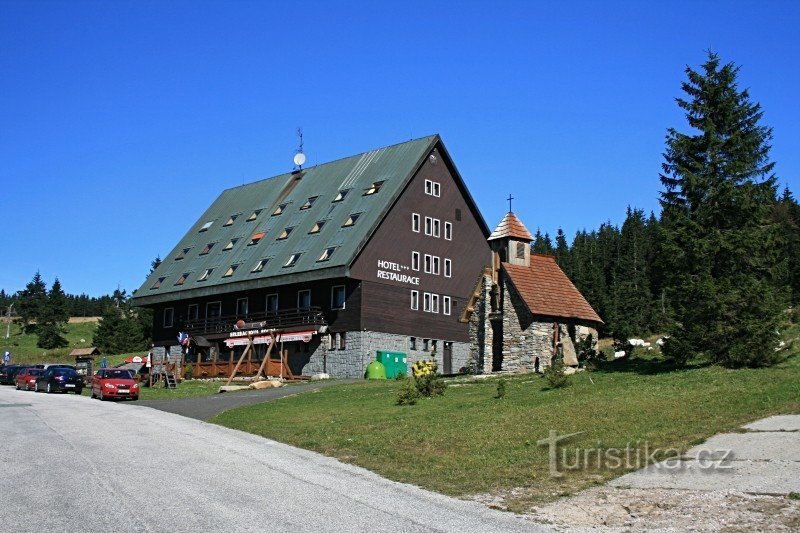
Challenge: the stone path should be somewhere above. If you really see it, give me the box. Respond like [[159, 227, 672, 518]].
[[532, 414, 800, 531]]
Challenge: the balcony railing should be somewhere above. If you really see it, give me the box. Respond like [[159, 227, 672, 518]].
[[184, 306, 327, 336]]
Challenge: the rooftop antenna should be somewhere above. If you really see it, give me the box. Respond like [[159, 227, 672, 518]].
[[293, 127, 306, 170], [507, 194, 514, 213]]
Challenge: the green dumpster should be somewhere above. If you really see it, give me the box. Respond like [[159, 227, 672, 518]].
[[376, 350, 407, 379], [365, 360, 387, 380]]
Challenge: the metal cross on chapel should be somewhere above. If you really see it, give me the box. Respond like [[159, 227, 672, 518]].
[[507, 194, 514, 213]]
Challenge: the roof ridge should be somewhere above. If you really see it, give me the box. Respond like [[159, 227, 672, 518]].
[[220, 135, 439, 194]]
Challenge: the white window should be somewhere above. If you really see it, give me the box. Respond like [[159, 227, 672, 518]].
[[163, 308, 174, 328], [187, 304, 199, 321], [424, 216, 432, 235], [412, 251, 420, 271], [424, 254, 432, 274], [425, 179, 432, 195], [423, 292, 432, 312], [331, 285, 346, 310], [412, 213, 420, 232], [433, 182, 440, 197], [443, 296, 451, 315], [338, 332, 346, 349], [444, 258, 452, 278], [444, 221, 452, 240], [433, 218, 440, 238], [197, 268, 213, 281], [328, 334, 336, 350], [432, 256, 440, 275], [199, 220, 214, 232], [410, 290, 419, 310], [236, 298, 248, 317], [266, 294, 279, 313], [431, 294, 439, 313], [298, 289, 311, 310]]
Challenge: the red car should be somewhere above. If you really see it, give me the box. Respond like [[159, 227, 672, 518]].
[[91, 368, 140, 401], [15, 368, 43, 391]]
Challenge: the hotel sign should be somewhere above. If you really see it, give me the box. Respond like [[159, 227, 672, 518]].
[[376, 259, 419, 285]]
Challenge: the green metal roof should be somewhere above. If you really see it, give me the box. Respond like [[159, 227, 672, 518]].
[[133, 135, 439, 306]]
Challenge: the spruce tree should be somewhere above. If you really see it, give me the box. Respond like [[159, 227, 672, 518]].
[[555, 228, 571, 275], [36, 278, 69, 349], [659, 52, 783, 367], [16, 271, 47, 334], [615, 208, 652, 339], [93, 306, 123, 353]]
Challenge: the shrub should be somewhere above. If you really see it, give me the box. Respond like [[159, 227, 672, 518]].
[[396, 378, 419, 406], [543, 358, 570, 389], [495, 378, 507, 399], [410, 359, 447, 398]]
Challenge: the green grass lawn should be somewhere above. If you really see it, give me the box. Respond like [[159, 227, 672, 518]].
[[1, 320, 105, 364], [213, 343, 800, 511]]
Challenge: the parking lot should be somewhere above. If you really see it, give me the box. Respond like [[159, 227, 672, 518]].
[[0, 386, 541, 532]]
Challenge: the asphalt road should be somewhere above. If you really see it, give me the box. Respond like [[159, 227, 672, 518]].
[[139, 379, 356, 420], [0, 386, 545, 532]]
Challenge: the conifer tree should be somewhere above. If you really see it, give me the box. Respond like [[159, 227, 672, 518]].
[[36, 278, 69, 349], [16, 271, 47, 334], [555, 228, 571, 274], [659, 52, 783, 367]]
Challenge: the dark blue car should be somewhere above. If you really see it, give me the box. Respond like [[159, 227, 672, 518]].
[[35, 367, 84, 394]]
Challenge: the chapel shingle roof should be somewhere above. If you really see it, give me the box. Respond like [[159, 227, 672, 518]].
[[503, 255, 603, 324], [488, 212, 533, 241]]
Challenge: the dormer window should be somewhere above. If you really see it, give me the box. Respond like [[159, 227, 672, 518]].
[[249, 232, 265, 245], [222, 264, 238, 278], [251, 258, 269, 273], [175, 248, 191, 260], [309, 220, 325, 234], [151, 277, 165, 290], [300, 196, 318, 210], [199, 221, 214, 232], [318, 247, 336, 262], [175, 272, 190, 285], [284, 253, 302, 267], [272, 203, 287, 216], [277, 227, 294, 240], [223, 238, 238, 251], [223, 214, 239, 227], [199, 242, 215, 255], [246, 209, 262, 221], [333, 189, 350, 202], [364, 181, 384, 195], [342, 213, 361, 227], [197, 268, 213, 281]]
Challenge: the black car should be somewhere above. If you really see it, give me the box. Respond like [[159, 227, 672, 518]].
[[35, 367, 84, 394], [0, 365, 29, 385]]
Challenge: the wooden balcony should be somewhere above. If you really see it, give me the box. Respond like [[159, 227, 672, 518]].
[[183, 306, 327, 337]]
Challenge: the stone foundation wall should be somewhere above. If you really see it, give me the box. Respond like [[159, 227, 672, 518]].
[[300, 331, 470, 379]]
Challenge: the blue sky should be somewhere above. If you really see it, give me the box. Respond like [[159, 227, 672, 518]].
[[1, 0, 798, 297]]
